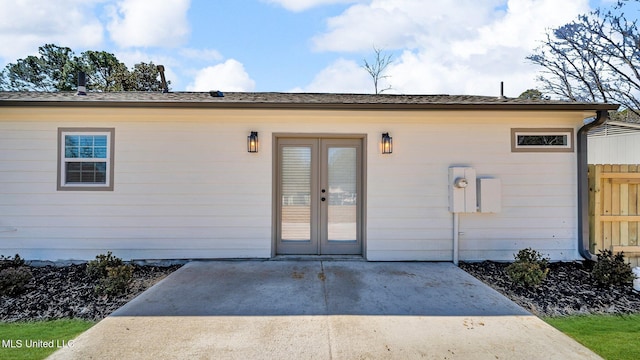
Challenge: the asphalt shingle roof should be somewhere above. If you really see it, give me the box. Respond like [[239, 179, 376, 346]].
[[0, 91, 619, 111]]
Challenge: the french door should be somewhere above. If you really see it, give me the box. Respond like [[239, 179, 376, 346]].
[[276, 137, 363, 255]]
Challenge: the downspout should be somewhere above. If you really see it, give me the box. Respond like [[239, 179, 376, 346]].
[[577, 109, 609, 260]]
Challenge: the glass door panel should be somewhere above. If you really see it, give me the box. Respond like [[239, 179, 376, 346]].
[[277, 139, 319, 255], [320, 139, 362, 255], [327, 147, 357, 242], [281, 146, 312, 241]]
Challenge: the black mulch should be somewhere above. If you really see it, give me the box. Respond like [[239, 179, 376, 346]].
[[1, 264, 180, 322], [460, 261, 640, 316]]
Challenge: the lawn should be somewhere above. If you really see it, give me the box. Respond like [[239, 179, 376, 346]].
[[545, 314, 640, 360], [0, 319, 94, 360]]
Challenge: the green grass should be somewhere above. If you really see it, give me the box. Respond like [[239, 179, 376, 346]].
[[545, 314, 640, 360], [0, 319, 94, 360], [2, 315, 638, 359]]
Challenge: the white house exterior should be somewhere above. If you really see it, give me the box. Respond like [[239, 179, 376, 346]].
[[588, 120, 640, 164], [0, 92, 618, 262]]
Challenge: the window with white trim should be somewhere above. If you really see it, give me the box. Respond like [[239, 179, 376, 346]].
[[58, 128, 114, 191], [511, 128, 574, 153]]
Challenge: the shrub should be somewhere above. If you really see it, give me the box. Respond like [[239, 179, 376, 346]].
[[86, 251, 124, 280], [0, 253, 26, 271], [95, 264, 133, 297], [87, 252, 133, 297], [0, 266, 33, 296], [0, 254, 32, 297], [506, 248, 550, 288], [592, 249, 634, 287]]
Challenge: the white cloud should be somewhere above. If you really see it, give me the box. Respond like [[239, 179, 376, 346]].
[[263, 0, 361, 12], [179, 48, 223, 62], [0, 0, 104, 63], [312, 0, 504, 52], [107, 0, 190, 48], [186, 59, 256, 92], [451, 0, 591, 58], [115, 49, 179, 83], [115, 50, 155, 65], [292, 58, 371, 93], [306, 0, 592, 96], [388, 49, 538, 96]]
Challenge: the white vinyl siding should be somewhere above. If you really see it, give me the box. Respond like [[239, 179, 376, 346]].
[[0, 108, 271, 260], [364, 117, 578, 262], [0, 107, 584, 261]]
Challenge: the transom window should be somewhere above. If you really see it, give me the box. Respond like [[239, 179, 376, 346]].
[[58, 128, 114, 191], [511, 128, 574, 153]]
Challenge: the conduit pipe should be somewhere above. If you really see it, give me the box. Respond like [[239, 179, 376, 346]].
[[453, 213, 460, 265], [577, 110, 609, 261]]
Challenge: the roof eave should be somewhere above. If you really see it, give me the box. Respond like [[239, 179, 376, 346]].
[[0, 99, 621, 112]]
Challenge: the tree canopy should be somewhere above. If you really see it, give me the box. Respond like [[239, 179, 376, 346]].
[[527, 0, 640, 115], [0, 44, 168, 92], [518, 89, 548, 100]]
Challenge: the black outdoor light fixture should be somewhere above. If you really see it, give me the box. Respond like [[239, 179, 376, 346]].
[[248, 131, 259, 153], [382, 132, 393, 154]]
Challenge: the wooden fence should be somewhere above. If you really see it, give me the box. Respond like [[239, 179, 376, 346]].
[[589, 164, 640, 267]]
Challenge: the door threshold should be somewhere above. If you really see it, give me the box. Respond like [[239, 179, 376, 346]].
[[271, 255, 365, 261]]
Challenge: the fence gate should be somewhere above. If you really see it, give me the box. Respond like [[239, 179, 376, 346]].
[[589, 164, 640, 267]]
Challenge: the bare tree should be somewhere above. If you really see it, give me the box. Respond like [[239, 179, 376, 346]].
[[362, 46, 393, 94], [527, 1, 640, 115]]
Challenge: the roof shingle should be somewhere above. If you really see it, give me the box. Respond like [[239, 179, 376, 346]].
[[0, 91, 619, 111]]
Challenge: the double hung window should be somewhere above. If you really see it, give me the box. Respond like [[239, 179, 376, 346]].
[[58, 128, 114, 191]]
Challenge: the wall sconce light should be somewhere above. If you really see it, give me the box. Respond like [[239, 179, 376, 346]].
[[247, 131, 258, 153], [382, 132, 393, 154]]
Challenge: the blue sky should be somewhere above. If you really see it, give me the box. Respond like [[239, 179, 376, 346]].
[[0, 0, 625, 96]]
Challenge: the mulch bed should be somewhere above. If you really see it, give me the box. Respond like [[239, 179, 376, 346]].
[[1, 263, 180, 322], [460, 261, 640, 316]]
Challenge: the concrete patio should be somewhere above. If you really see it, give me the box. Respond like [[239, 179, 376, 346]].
[[48, 261, 601, 359]]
